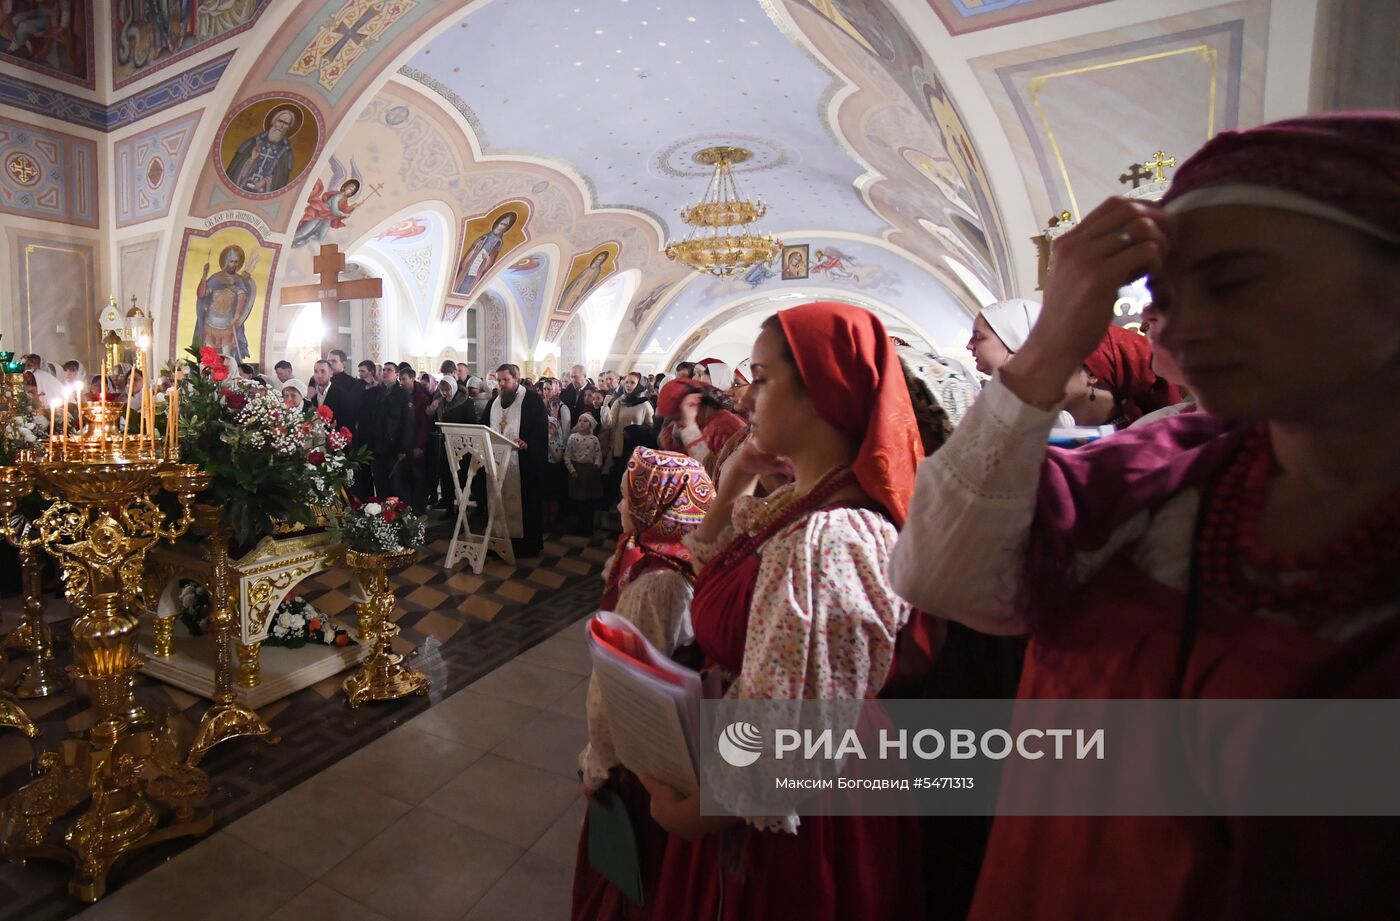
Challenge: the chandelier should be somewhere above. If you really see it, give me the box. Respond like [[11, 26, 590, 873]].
[[665, 146, 782, 277]]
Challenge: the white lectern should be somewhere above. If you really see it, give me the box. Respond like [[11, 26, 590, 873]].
[[438, 423, 518, 573]]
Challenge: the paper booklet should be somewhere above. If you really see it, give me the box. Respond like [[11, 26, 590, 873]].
[[586, 611, 704, 796], [1049, 424, 1116, 446]]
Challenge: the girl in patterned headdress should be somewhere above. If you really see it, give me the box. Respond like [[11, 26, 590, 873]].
[[574, 448, 714, 921]]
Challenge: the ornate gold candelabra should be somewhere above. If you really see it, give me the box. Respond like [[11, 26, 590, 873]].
[[3, 537, 69, 698], [342, 548, 430, 708], [185, 505, 278, 766], [0, 394, 213, 901]]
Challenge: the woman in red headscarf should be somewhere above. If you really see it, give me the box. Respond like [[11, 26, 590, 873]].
[[656, 378, 747, 477], [891, 113, 1400, 920], [1079, 323, 1183, 426], [638, 301, 926, 921], [574, 448, 715, 921]]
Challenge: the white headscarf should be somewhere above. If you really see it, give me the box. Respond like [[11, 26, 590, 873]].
[[32, 369, 63, 401], [977, 298, 1043, 352], [281, 378, 308, 402], [439, 376, 458, 400], [700, 359, 734, 391]]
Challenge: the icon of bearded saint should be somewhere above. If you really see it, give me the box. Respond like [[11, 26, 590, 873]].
[[194, 244, 259, 360]]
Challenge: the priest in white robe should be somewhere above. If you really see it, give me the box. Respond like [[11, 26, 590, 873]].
[[482, 363, 549, 557]]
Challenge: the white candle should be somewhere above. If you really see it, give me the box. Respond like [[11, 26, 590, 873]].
[[48, 398, 58, 440]]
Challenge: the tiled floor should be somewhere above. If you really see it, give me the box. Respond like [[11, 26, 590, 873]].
[[1, 517, 613, 921], [67, 617, 592, 921]]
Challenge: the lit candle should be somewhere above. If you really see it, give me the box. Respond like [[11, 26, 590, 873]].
[[138, 337, 152, 448], [74, 379, 82, 430], [62, 383, 71, 439], [100, 359, 106, 404], [48, 398, 58, 441]]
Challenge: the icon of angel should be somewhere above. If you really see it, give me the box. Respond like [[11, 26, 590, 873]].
[[292, 156, 365, 248]]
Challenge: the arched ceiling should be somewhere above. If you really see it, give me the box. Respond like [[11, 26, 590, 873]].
[[55, 0, 1313, 372]]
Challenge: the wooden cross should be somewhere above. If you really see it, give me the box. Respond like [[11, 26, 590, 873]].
[[1143, 150, 1177, 183], [279, 243, 383, 357], [1119, 162, 1151, 188]]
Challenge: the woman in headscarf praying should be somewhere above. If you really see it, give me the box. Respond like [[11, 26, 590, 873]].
[[891, 112, 1400, 921], [655, 378, 746, 478], [639, 301, 926, 921]]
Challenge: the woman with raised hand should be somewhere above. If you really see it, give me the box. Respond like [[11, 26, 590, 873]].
[[642, 301, 926, 921], [890, 113, 1400, 921]]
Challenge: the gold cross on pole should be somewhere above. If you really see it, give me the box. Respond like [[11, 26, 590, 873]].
[[1143, 150, 1177, 184]]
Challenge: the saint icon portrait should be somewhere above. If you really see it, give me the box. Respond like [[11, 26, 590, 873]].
[[194, 244, 259, 360], [557, 247, 616, 317], [781, 244, 809, 280], [453, 209, 522, 295], [225, 104, 302, 195]]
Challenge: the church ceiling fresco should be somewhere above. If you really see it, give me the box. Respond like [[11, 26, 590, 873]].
[[0, 0, 94, 89], [359, 208, 451, 335], [633, 235, 973, 357], [111, 0, 269, 88], [923, 0, 1113, 36], [498, 250, 553, 345], [968, 0, 1266, 226], [403, 0, 888, 241]]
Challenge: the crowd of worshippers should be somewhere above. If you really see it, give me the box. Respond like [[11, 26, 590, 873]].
[[569, 113, 1400, 921]]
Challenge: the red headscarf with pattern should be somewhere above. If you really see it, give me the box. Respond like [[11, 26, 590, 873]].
[[1082, 325, 1184, 423], [601, 448, 715, 610], [775, 301, 921, 528]]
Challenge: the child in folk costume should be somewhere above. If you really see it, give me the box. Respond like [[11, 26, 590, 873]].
[[574, 448, 715, 920]]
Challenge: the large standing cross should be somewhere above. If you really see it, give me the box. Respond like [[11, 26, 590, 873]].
[[279, 243, 383, 358]]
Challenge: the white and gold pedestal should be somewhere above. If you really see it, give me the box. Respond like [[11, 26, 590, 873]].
[[141, 530, 358, 710]]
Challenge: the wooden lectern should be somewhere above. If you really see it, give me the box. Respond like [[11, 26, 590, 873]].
[[438, 423, 518, 573]]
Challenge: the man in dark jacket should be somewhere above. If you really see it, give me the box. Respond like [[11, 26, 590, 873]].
[[353, 360, 382, 500], [369, 362, 415, 499], [398, 364, 433, 512], [326, 349, 360, 436], [481, 363, 549, 558], [559, 363, 589, 420]]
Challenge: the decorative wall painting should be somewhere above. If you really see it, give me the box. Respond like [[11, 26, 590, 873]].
[[0, 0, 93, 88], [780, 243, 809, 280], [172, 222, 279, 364], [555, 242, 620, 318], [216, 93, 323, 199], [452, 199, 530, 297], [112, 0, 269, 88], [293, 155, 367, 248]]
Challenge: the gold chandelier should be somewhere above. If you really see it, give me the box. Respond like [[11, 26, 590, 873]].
[[665, 146, 782, 277]]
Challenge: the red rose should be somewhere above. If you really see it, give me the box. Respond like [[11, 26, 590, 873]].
[[316, 404, 335, 422], [224, 391, 246, 410], [382, 509, 397, 522], [308, 450, 326, 466], [338, 426, 352, 441], [211, 364, 230, 382], [199, 346, 219, 367], [334, 633, 350, 647], [308, 618, 321, 631]]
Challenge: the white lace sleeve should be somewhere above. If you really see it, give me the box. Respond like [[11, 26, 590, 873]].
[[887, 376, 1060, 634], [579, 571, 695, 790], [718, 509, 909, 833]]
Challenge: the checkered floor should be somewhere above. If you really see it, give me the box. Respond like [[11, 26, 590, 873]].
[[0, 520, 616, 921]]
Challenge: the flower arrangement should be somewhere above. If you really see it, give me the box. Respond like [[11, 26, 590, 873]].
[[0, 390, 43, 465], [174, 579, 213, 636], [265, 595, 354, 648], [169, 345, 366, 546], [337, 497, 427, 553]]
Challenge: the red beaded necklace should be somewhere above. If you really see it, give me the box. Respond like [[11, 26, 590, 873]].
[[1196, 426, 1400, 626]]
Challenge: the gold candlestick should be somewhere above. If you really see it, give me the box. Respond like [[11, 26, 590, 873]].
[[3, 543, 69, 698], [186, 506, 278, 766], [342, 548, 430, 708]]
